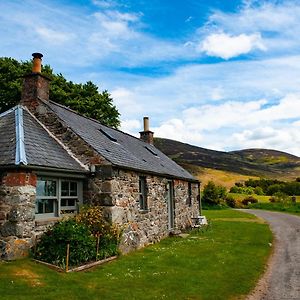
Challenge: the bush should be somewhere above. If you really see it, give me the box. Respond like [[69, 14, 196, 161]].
[[75, 206, 122, 260], [272, 192, 290, 204], [225, 195, 236, 208], [242, 196, 258, 206], [254, 186, 264, 195], [229, 185, 255, 195], [34, 219, 96, 268], [269, 197, 276, 203], [202, 181, 227, 206], [34, 206, 123, 267]]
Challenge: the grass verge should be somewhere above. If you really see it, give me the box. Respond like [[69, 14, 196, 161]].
[[0, 210, 272, 300], [249, 202, 300, 215]]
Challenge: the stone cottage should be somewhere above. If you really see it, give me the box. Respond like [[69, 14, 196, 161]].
[[0, 53, 200, 260]]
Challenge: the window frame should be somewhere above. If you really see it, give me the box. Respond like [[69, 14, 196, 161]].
[[187, 182, 192, 207], [138, 176, 148, 211], [35, 177, 83, 220]]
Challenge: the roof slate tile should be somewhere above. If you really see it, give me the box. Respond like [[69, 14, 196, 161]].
[[47, 101, 195, 180]]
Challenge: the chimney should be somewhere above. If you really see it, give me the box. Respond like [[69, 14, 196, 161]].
[[140, 117, 154, 144], [21, 53, 51, 109]]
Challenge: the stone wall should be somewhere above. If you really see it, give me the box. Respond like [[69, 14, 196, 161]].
[[101, 169, 199, 253], [0, 167, 199, 259], [0, 171, 37, 260]]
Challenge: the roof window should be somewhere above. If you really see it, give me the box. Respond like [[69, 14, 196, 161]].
[[99, 128, 117, 142], [145, 145, 158, 156]]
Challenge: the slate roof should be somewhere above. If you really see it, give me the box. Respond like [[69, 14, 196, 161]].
[[47, 101, 195, 181], [0, 106, 86, 172]]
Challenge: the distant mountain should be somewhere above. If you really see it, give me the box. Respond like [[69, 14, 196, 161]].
[[154, 138, 300, 181]]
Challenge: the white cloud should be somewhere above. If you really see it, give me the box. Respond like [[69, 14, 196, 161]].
[[111, 87, 143, 117], [92, 0, 117, 8], [35, 27, 75, 44], [120, 119, 141, 136], [200, 32, 266, 59]]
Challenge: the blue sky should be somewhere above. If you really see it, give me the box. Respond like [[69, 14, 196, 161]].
[[2, 0, 300, 155]]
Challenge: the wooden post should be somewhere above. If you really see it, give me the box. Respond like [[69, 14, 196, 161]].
[[66, 243, 70, 272], [96, 235, 100, 261]]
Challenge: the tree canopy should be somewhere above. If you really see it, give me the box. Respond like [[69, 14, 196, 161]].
[[0, 57, 120, 128]]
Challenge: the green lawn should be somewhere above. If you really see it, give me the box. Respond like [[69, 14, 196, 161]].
[[0, 210, 272, 300], [249, 202, 300, 215]]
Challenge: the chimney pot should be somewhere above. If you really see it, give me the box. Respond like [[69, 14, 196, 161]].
[[21, 53, 50, 108], [32, 52, 43, 73], [140, 117, 154, 144], [143, 117, 150, 131]]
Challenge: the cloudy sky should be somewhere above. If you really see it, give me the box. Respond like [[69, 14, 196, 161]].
[[1, 0, 300, 155]]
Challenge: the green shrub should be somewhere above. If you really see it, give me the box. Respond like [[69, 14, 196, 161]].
[[272, 192, 290, 204], [242, 196, 258, 206], [34, 219, 96, 268], [75, 206, 122, 260], [254, 186, 264, 195], [229, 186, 255, 195], [202, 181, 227, 206], [225, 195, 236, 208]]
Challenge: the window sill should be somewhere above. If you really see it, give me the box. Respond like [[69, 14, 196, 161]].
[[139, 209, 150, 214], [35, 217, 62, 226]]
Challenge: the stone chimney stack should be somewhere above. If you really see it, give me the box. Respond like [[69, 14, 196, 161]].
[[21, 53, 50, 109], [140, 117, 154, 144]]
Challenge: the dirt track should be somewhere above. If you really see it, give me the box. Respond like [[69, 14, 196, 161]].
[[243, 209, 300, 300]]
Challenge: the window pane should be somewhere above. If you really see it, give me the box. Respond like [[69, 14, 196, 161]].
[[139, 177, 147, 210], [36, 199, 54, 214], [61, 181, 69, 196], [68, 199, 75, 206], [70, 182, 77, 196], [61, 199, 76, 207], [37, 180, 56, 197]]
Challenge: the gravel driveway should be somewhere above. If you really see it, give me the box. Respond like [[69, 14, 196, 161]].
[[242, 209, 300, 300]]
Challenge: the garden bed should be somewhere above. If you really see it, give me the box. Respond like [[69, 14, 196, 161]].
[[33, 256, 117, 273]]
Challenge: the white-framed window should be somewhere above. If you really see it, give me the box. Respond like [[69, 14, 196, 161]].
[[35, 177, 83, 219], [138, 176, 148, 211]]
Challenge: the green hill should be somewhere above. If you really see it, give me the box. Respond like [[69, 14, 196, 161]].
[[154, 138, 300, 182]]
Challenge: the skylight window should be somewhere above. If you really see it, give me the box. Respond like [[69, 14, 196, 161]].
[[145, 146, 158, 156], [99, 128, 117, 142]]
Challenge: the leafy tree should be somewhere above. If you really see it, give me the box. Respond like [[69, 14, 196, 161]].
[[202, 181, 227, 206], [0, 57, 120, 128]]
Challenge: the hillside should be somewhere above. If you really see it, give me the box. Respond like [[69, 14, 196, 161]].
[[154, 138, 300, 183]]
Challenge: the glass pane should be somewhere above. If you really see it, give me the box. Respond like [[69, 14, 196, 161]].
[[70, 182, 77, 196], [61, 181, 69, 196], [68, 199, 76, 206], [37, 180, 56, 196], [45, 199, 54, 213], [61, 198, 76, 207], [36, 199, 54, 214]]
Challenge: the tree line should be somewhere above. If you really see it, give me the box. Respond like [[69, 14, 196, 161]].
[[0, 57, 120, 128]]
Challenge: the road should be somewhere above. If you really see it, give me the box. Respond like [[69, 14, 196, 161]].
[[243, 209, 300, 300]]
